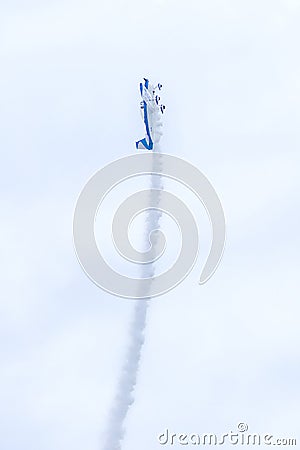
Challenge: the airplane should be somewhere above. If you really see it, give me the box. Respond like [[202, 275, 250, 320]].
[[136, 78, 165, 150]]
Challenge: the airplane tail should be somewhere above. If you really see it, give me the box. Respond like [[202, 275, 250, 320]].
[[136, 138, 153, 150]]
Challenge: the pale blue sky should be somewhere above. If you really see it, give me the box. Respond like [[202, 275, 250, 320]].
[[0, 0, 299, 449]]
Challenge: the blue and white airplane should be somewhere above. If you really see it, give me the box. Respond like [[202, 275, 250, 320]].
[[136, 78, 165, 150]]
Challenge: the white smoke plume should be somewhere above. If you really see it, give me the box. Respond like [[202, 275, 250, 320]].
[[102, 141, 163, 450], [101, 299, 149, 450]]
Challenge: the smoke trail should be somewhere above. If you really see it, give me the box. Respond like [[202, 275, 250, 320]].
[[102, 145, 163, 450], [101, 299, 149, 450]]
